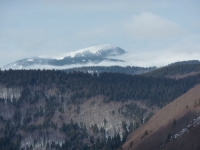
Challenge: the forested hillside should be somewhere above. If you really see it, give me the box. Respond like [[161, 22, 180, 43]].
[[144, 61, 200, 78], [1, 69, 200, 107], [0, 69, 200, 149], [170, 60, 200, 65]]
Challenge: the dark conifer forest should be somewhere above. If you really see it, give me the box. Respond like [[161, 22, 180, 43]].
[[1, 69, 200, 107]]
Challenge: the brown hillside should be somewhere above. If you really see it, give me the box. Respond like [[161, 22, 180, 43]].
[[123, 83, 200, 150]]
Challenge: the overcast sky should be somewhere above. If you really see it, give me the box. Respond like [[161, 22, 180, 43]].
[[1, 0, 200, 67]]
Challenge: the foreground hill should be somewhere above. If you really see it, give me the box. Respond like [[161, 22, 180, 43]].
[[123, 83, 200, 150]]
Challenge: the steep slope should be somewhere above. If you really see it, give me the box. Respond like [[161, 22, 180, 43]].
[[123, 83, 200, 150], [3, 44, 126, 69]]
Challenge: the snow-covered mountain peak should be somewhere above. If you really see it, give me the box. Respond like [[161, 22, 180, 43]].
[[54, 44, 125, 60]]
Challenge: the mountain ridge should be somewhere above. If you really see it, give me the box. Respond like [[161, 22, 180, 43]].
[[143, 60, 200, 79], [50, 44, 125, 59]]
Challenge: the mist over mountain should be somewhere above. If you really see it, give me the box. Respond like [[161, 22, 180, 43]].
[[3, 44, 126, 69]]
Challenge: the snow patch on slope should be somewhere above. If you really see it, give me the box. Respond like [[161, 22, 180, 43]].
[[26, 59, 34, 62], [172, 116, 200, 140]]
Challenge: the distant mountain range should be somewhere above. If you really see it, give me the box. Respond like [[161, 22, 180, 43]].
[[3, 44, 126, 69]]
